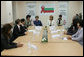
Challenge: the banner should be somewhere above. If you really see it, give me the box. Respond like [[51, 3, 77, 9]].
[[58, 1, 68, 20], [58, 1, 68, 28], [40, 4, 56, 15], [26, 2, 36, 20]]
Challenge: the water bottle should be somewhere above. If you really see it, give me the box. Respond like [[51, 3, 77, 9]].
[[41, 26, 48, 43]]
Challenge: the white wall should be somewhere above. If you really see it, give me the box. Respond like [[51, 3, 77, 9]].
[[1, 1, 13, 25], [79, 1, 83, 19], [68, 1, 83, 26]]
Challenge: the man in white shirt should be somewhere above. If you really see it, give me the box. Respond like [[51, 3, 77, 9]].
[[47, 15, 56, 26], [57, 15, 64, 26]]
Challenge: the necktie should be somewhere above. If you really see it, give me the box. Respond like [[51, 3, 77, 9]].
[[50, 21, 52, 26], [59, 20, 60, 25]]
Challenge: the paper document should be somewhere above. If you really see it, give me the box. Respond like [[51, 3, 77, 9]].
[[62, 37, 68, 40], [52, 34, 60, 38], [28, 42, 38, 50], [33, 30, 40, 34], [28, 30, 34, 32], [49, 26, 55, 30], [51, 30, 61, 33], [35, 26, 42, 30], [56, 30, 61, 32], [62, 29, 65, 31], [31, 44, 38, 50], [51, 31, 58, 33]]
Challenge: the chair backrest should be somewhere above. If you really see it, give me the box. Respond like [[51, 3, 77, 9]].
[[1, 24, 3, 28]]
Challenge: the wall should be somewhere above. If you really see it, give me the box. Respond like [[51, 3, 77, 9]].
[[12, 1, 83, 27], [68, 1, 83, 26], [79, 1, 83, 19], [1, 1, 83, 27], [1, 1, 13, 25]]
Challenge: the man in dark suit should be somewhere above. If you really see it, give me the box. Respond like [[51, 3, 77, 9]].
[[21, 18, 28, 32], [10, 19, 28, 42]]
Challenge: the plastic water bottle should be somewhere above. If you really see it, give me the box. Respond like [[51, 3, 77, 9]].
[[41, 26, 48, 43]]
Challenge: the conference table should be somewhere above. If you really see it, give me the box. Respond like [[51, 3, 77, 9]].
[[1, 26, 83, 56]]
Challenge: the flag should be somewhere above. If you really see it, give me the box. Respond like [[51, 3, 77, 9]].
[[41, 6, 54, 13]]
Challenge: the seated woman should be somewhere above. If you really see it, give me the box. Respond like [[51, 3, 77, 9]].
[[67, 20, 83, 46], [1, 24, 23, 52], [67, 17, 79, 35], [47, 15, 56, 26], [33, 16, 43, 26], [26, 15, 33, 27]]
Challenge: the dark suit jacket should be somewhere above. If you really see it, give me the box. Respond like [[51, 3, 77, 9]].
[[33, 20, 42, 26], [1, 33, 17, 52], [67, 24, 78, 35], [21, 25, 27, 33], [11, 25, 25, 41]]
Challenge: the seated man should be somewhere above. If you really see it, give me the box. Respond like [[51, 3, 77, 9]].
[[11, 19, 28, 42], [33, 16, 42, 26], [57, 15, 64, 26], [21, 18, 28, 32]]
